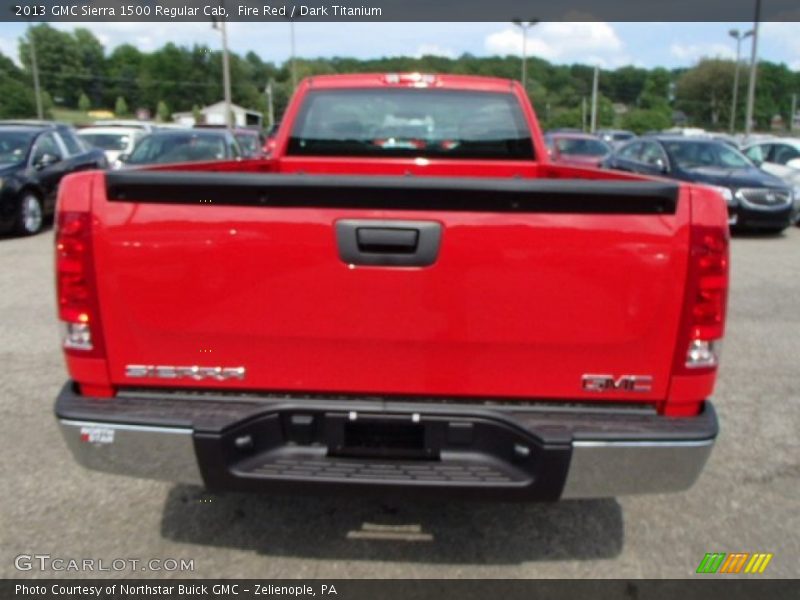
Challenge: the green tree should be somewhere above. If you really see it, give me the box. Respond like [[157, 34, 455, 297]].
[[9, 29, 796, 133], [78, 92, 91, 112], [192, 104, 203, 124], [639, 68, 672, 109], [73, 28, 105, 105], [622, 108, 672, 134], [105, 44, 144, 110], [41, 91, 55, 119], [675, 59, 736, 129], [156, 100, 170, 122], [751, 61, 798, 131], [594, 95, 617, 129], [548, 107, 583, 130], [0, 51, 36, 118], [19, 24, 84, 107], [114, 96, 129, 116], [604, 66, 648, 105]]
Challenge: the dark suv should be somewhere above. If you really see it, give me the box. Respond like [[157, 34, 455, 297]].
[[0, 121, 107, 235], [603, 135, 794, 232]]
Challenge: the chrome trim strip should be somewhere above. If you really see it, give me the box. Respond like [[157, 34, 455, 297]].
[[572, 439, 714, 448], [58, 419, 203, 485], [60, 419, 191, 435], [561, 438, 714, 498]]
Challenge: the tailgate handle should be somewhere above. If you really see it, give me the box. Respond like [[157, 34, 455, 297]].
[[336, 220, 442, 267], [356, 227, 418, 254]]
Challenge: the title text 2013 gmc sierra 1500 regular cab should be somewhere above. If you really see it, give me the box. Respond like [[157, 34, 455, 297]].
[[54, 73, 728, 500]]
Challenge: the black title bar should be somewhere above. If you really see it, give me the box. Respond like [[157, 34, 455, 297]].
[[4, 579, 800, 600], [5, 0, 800, 22]]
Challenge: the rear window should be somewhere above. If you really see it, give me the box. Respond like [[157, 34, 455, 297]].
[[58, 129, 86, 156], [555, 137, 610, 156], [288, 89, 534, 160], [80, 133, 131, 151], [235, 132, 260, 156], [664, 141, 753, 170], [0, 130, 36, 163], [127, 134, 227, 164]]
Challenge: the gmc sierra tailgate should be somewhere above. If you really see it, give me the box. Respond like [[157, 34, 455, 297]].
[[92, 171, 689, 404]]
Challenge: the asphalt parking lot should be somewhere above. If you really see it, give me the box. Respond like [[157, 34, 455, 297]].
[[1, 227, 798, 579]]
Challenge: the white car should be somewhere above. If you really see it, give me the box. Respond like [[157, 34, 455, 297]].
[[77, 126, 146, 167], [743, 138, 800, 222], [92, 119, 156, 133]]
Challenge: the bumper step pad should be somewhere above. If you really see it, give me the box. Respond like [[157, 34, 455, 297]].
[[240, 450, 524, 485]]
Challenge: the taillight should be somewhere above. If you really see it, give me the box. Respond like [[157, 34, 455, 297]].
[[682, 225, 729, 370], [56, 211, 105, 358]]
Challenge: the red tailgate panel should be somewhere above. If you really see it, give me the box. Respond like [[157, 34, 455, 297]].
[[93, 189, 690, 402]]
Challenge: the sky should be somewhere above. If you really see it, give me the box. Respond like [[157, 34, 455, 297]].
[[0, 21, 798, 71]]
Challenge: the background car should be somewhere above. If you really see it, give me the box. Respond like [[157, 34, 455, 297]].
[[92, 119, 156, 133], [603, 135, 794, 232], [78, 126, 146, 166], [118, 129, 242, 167], [0, 121, 107, 235], [262, 122, 280, 157], [545, 127, 584, 134], [596, 129, 636, 147], [735, 133, 775, 148], [544, 132, 612, 167], [742, 138, 800, 222], [708, 132, 741, 149], [232, 129, 266, 158], [662, 127, 709, 138], [195, 124, 265, 158]]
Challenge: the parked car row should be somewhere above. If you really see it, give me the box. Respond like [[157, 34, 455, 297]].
[[0, 119, 277, 236], [544, 127, 800, 233], [3, 113, 798, 237], [602, 136, 796, 232], [0, 121, 107, 235], [543, 132, 612, 168], [77, 122, 270, 168], [113, 128, 243, 168], [742, 138, 800, 193]]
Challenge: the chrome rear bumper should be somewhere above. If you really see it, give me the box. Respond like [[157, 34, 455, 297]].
[[56, 383, 717, 499], [562, 439, 713, 498], [59, 420, 204, 485]]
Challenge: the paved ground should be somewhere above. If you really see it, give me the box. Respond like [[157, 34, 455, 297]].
[[1, 227, 798, 579]]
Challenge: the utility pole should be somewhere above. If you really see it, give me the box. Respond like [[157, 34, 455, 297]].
[[212, 11, 233, 129], [265, 80, 275, 127], [590, 66, 599, 133], [290, 20, 297, 92], [27, 26, 43, 119], [511, 20, 539, 94], [728, 28, 753, 134], [581, 96, 587, 132], [220, 19, 233, 129], [790, 93, 797, 133], [744, 0, 761, 139]]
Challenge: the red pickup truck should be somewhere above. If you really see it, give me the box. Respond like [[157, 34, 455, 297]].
[[55, 73, 728, 500]]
